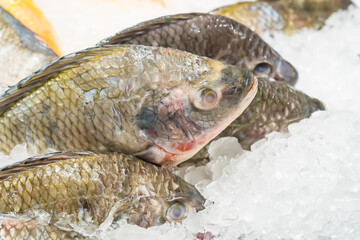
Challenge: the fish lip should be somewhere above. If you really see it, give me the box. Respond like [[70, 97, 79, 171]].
[[275, 60, 299, 86], [248, 75, 257, 94]]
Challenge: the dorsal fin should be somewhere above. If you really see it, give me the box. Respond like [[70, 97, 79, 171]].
[[0, 46, 122, 116], [0, 151, 95, 181], [97, 13, 207, 46]]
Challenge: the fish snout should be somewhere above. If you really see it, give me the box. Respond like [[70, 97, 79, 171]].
[[221, 66, 255, 97], [275, 59, 299, 86]]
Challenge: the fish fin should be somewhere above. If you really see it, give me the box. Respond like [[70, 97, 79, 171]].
[[0, 150, 96, 181], [0, 45, 121, 115], [97, 13, 207, 46], [0, 214, 90, 240], [0, 6, 57, 57]]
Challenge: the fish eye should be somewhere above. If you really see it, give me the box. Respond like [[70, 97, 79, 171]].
[[193, 88, 219, 110], [166, 201, 187, 222], [254, 62, 272, 76]]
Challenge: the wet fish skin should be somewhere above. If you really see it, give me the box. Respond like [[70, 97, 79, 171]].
[[221, 78, 325, 149], [0, 151, 205, 237], [0, 6, 57, 86], [191, 78, 325, 159], [280, 0, 352, 17], [0, 44, 257, 166], [211, 0, 352, 35], [98, 13, 298, 86], [0, 215, 88, 240]]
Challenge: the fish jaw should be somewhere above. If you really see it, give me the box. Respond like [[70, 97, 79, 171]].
[[136, 75, 258, 166]]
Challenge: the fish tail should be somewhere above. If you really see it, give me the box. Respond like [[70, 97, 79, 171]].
[[0, 215, 90, 240]]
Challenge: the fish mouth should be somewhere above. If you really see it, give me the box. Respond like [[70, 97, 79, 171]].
[[275, 59, 298, 86]]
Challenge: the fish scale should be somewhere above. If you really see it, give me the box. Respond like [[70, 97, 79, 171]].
[[0, 6, 57, 86], [221, 78, 325, 147]]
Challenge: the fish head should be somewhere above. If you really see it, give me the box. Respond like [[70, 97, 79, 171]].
[[135, 62, 257, 166], [163, 177, 206, 224], [244, 42, 298, 86], [118, 172, 206, 228]]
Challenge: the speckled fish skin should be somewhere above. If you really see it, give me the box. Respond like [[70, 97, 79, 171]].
[[0, 6, 57, 86], [97, 13, 298, 86], [191, 78, 325, 160], [211, 0, 352, 35], [0, 151, 205, 238], [0, 44, 257, 166]]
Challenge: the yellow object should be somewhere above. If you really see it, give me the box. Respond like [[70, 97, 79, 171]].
[[0, 0, 61, 55]]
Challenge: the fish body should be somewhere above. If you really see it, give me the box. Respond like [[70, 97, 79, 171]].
[[218, 78, 325, 149], [0, 0, 61, 55], [98, 13, 298, 85], [0, 44, 257, 166], [191, 78, 325, 160], [0, 6, 58, 86], [212, 0, 352, 35], [0, 151, 205, 238]]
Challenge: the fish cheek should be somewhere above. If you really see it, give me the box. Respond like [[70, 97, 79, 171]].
[[135, 107, 160, 139]]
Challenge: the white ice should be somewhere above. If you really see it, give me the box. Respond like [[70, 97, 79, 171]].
[[2, 0, 360, 239]]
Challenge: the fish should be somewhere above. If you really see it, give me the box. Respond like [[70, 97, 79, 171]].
[[211, 0, 352, 35], [191, 78, 326, 160], [0, 151, 205, 239], [0, 0, 61, 55], [0, 6, 58, 86], [97, 13, 298, 86], [0, 44, 257, 167], [279, 0, 352, 19]]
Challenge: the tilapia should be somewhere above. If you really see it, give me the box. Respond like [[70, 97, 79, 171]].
[[191, 78, 326, 160], [0, 151, 205, 239], [211, 0, 352, 35], [0, 44, 257, 166], [98, 13, 298, 86], [0, 6, 58, 86]]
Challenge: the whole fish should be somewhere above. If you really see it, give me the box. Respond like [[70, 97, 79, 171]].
[[98, 13, 298, 86], [211, 0, 352, 35], [0, 6, 58, 86], [0, 151, 205, 239], [191, 78, 325, 160], [0, 44, 257, 166]]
